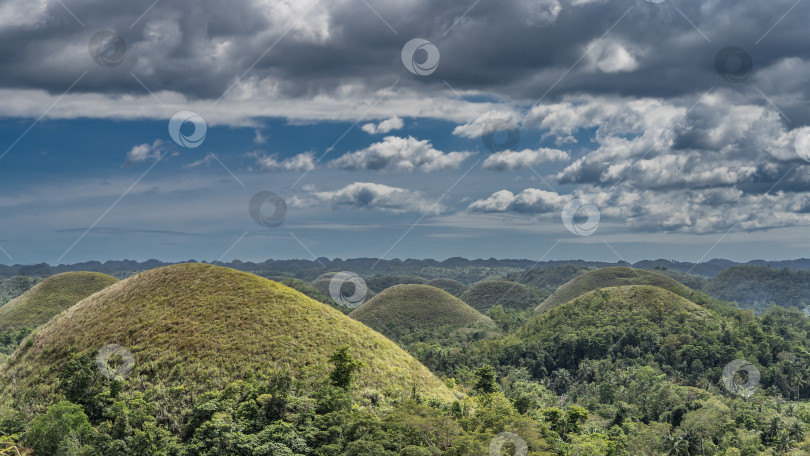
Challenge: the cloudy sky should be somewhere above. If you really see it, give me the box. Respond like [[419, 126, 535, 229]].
[[1, 0, 810, 265]]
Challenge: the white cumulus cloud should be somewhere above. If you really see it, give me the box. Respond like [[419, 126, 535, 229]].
[[124, 140, 162, 166], [331, 136, 472, 172], [483, 148, 570, 171], [253, 152, 316, 172], [292, 182, 441, 214], [361, 116, 404, 134], [468, 188, 566, 213]]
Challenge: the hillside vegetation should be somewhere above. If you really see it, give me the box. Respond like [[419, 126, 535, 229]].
[[505, 265, 590, 293], [461, 280, 546, 313], [0, 272, 118, 333], [11, 261, 810, 454], [0, 264, 455, 417], [0, 276, 39, 308], [704, 265, 810, 311], [425, 278, 467, 297], [310, 272, 377, 308], [350, 284, 497, 335], [537, 267, 706, 312], [366, 275, 429, 291]]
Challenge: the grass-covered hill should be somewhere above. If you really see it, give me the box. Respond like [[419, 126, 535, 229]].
[[425, 278, 467, 297], [310, 272, 378, 304], [656, 269, 709, 291], [704, 264, 810, 311], [461, 280, 547, 312], [268, 276, 331, 304], [520, 285, 715, 365], [0, 272, 118, 333], [366, 274, 429, 291], [0, 264, 456, 421], [505, 265, 590, 293], [536, 266, 703, 313], [0, 276, 39, 307], [350, 284, 497, 334]]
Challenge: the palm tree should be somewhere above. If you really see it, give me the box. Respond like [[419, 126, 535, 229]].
[[665, 433, 689, 456], [788, 420, 804, 441], [681, 429, 701, 456], [552, 368, 573, 395], [776, 430, 797, 454], [767, 417, 782, 443]]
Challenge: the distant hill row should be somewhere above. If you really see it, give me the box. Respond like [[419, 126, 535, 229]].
[[11, 256, 810, 281]]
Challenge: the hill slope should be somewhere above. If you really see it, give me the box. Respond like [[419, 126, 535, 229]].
[[461, 280, 546, 312], [350, 284, 497, 333], [311, 272, 377, 305], [0, 272, 118, 333], [537, 267, 702, 313], [0, 264, 455, 419], [704, 265, 810, 311], [515, 285, 722, 379], [505, 265, 590, 293], [366, 275, 429, 291], [425, 278, 467, 297]]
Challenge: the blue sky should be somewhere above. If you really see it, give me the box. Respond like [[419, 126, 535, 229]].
[[1, 0, 810, 265]]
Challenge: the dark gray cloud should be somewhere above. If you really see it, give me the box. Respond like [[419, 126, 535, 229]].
[[1, 0, 808, 105]]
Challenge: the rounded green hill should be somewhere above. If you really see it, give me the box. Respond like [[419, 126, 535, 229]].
[[350, 284, 497, 333], [366, 275, 428, 291], [311, 272, 377, 304], [425, 278, 467, 297], [0, 264, 455, 419], [537, 266, 702, 313], [461, 280, 546, 312], [0, 271, 118, 333], [517, 285, 720, 375]]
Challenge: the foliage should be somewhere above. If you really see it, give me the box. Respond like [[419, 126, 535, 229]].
[[329, 347, 363, 390], [425, 279, 467, 298], [505, 265, 590, 294], [704, 265, 810, 312], [460, 281, 546, 313], [0, 272, 118, 333], [8, 262, 810, 455], [0, 263, 456, 425], [350, 284, 497, 336], [537, 267, 707, 313]]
